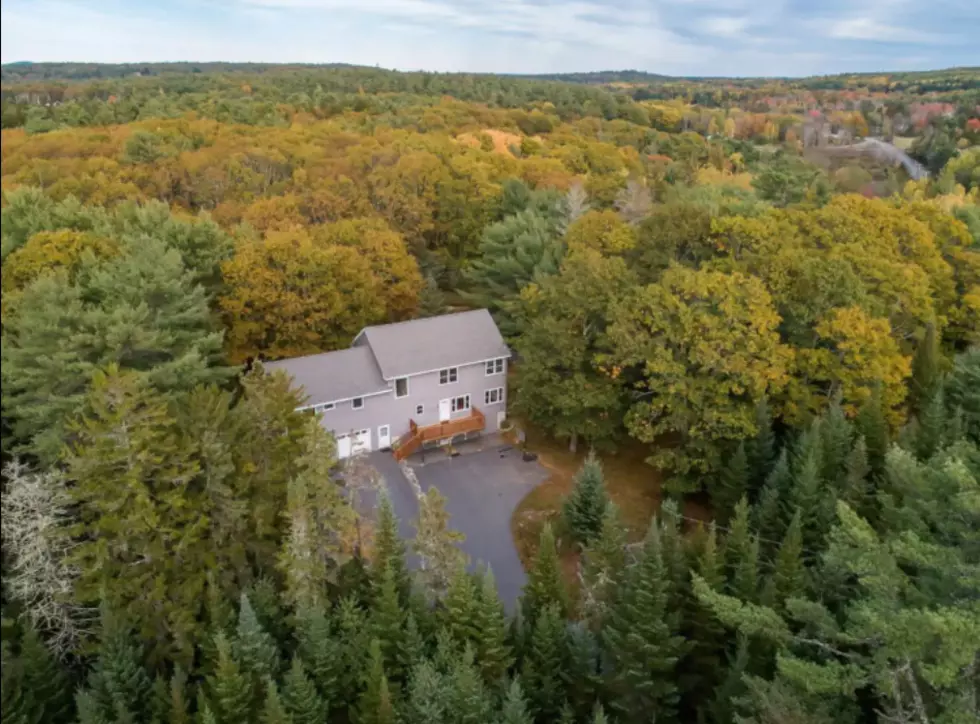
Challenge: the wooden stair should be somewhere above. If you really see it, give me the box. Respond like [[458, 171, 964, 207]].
[[392, 406, 486, 461]]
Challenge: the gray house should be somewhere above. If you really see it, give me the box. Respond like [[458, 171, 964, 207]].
[[265, 309, 511, 460]]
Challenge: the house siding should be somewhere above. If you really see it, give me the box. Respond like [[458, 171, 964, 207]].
[[314, 357, 508, 450]]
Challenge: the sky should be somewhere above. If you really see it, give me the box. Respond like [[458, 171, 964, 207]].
[[1, 0, 978, 77]]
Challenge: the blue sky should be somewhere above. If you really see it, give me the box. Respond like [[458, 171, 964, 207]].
[[1, 0, 978, 77]]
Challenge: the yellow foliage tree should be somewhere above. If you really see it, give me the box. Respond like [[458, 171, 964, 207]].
[[565, 209, 637, 255], [219, 230, 386, 363]]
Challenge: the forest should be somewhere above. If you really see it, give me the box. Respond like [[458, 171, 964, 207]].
[[0, 62, 978, 724]]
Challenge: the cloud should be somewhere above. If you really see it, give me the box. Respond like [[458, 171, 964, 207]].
[[1, 0, 975, 76]]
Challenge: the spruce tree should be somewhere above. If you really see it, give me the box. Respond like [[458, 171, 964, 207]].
[[371, 492, 410, 602], [151, 667, 189, 724], [602, 520, 685, 724], [767, 509, 807, 609], [356, 640, 396, 724], [732, 535, 761, 604], [855, 386, 889, 474], [753, 451, 787, 554], [910, 322, 942, 413], [281, 658, 328, 724], [402, 660, 450, 724], [579, 503, 627, 628], [563, 623, 601, 721], [520, 604, 569, 723], [724, 497, 754, 598], [499, 678, 532, 724], [13, 626, 73, 724], [82, 609, 153, 724], [915, 386, 946, 460], [521, 523, 569, 624], [448, 646, 492, 724], [705, 634, 750, 724], [841, 436, 871, 516], [820, 400, 853, 483], [562, 451, 609, 545], [413, 487, 467, 602], [714, 442, 750, 523], [400, 614, 427, 677], [748, 397, 777, 484], [591, 703, 610, 724], [370, 564, 406, 677], [260, 680, 292, 724], [234, 594, 279, 688], [472, 567, 513, 684], [787, 437, 835, 553], [444, 566, 478, 649], [295, 604, 342, 707], [335, 597, 371, 709], [206, 633, 252, 724]]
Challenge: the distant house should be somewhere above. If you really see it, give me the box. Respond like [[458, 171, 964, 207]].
[[265, 310, 511, 460]]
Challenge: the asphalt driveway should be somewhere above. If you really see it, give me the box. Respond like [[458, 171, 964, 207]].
[[368, 442, 549, 610]]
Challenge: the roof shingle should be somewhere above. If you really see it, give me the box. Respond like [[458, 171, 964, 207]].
[[264, 346, 387, 406]]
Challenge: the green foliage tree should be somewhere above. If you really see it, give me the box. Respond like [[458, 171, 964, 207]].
[[471, 568, 513, 684], [562, 452, 610, 545], [520, 604, 569, 722], [280, 657, 327, 724], [206, 633, 253, 724], [370, 492, 410, 602], [356, 640, 396, 724], [521, 523, 569, 624], [579, 503, 627, 628], [499, 678, 532, 724], [714, 442, 750, 523]]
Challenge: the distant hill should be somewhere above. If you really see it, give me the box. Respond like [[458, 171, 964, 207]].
[[516, 70, 675, 84]]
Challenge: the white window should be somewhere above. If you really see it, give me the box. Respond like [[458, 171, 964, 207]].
[[352, 397, 364, 410], [439, 368, 458, 385], [416, 404, 424, 416], [395, 377, 409, 398], [451, 394, 471, 413], [485, 358, 505, 376], [484, 387, 504, 405], [314, 402, 335, 414]]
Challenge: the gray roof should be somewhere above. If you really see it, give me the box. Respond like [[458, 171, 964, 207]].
[[264, 345, 387, 406], [356, 309, 510, 379]]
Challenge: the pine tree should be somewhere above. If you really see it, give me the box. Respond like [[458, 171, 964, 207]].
[[371, 492, 410, 602], [591, 703, 610, 724], [356, 640, 396, 724], [910, 322, 942, 413], [444, 566, 478, 649], [732, 535, 761, 604], [562, 452, 609, 545], [247, 577, 289, 650], [841, 436, 871, 516], [915, 386, 946, 460], [658, 499, 690, 607], [471, 567, 512, 684], [400, 614, 427, 677], [260, 680, 292, 724], [413, 487, 467, 602], [74, 691, 110, 724], [769, 509, 807, 608], [724, 497, 754, 599], [499, 678, 532, 724], [448, 646, 492, 724], [705, 634, 750, 724], [370, 564, 406, 677], [563, 623, 601, 721], [520, 604, 569, 723], [295, 604, 342, 707], [748, 397, 777, 484], [579, 503, 627, 628], [521, 523, 569, 624], [13, 626, 73, 724], [152, 667, 189, 724], [602, 519, 685, 723], [753, 450, 789, 552], [820, 400, 853, 483], [335, 597, 371, 708], [402, 660, 450, 724], [714, 442, 750, 523], [855, 386, 890, 474], [787, 436, 835, 553], [234, 594, 279, 686], [281, 658, 327, 724], [418, 274, 447, 318], [206, 633, 252, 724], [81, 609, 153, 724]]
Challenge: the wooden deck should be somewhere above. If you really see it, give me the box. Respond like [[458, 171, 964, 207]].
[[392, 406, 486, 461]]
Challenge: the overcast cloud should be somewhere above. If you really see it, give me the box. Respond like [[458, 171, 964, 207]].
[[1, 0, 977, 76]]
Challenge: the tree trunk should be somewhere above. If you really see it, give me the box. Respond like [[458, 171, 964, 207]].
[[569, 431, 578, 454]]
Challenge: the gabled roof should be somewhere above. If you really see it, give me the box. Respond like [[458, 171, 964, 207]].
[[264, 346, 387, 406], [355, 309, 510, 379]]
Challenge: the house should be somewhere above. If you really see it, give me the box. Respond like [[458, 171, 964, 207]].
[[264, 309, 511, 460]]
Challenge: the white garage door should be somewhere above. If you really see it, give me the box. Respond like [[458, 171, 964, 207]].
[[352, 428, 372, 455], [336, 434, 352, 460]]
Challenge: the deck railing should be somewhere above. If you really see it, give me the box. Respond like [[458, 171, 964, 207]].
[[392, 406, 486, 461]]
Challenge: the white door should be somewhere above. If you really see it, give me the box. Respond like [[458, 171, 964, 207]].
[[439, 399, 451, 422], [378, 425, 391, 449], [496, 410, 507, 429], [352, 428, 372, 455], [336, 434, 352, 460]]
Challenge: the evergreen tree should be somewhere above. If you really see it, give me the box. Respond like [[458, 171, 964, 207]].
[[754, 450, 789, 551], [260, 680, 292, 724], [448, 646, 492, 724], [563, 623, 601, 721], [402, 660, 450, 724], [747, 397, 777, 484], [471, 568, 513, 684], [81, 609, 154, 724], [335, 597, 371, 708], [234, 594, 279, 686], [370, 564, 406, 676], [819, 400, 853, 483], [356, 640, 396, 724], [579, 503, 627, 628], [74, 691, 110, 724], [944, 348, 979, 442], [371, 492, 410, 602], [295, 604, 343, 707], [910, 322, 942, 413], [444, 566, 479, 649], [418, 274, 447, 318], [915, 385, 946, 460], [151, 667, 189, 724], [400, 614, 427, 677], [562, 452, 609, 545], [787, 435, 835, 553], [521, 523, 569, 624], [206, 633, 252, 724], [499, 678, 532, 724], [413, 487, 467, 603], [602, 520, 685, 724], [591, 703, 610, 724], [841, 436, 871, 516], [767, 509, 807, 608], [520, 604, 569, 723], [855, 386, 890, 474], [9, 626, 73, 724], [724, 497, 756, 600], [714, 442, 750, 523], [705, 635, 750, 724], [281, 658, 327, 724]]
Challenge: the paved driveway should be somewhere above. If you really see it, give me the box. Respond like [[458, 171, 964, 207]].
[[368, 443, 549, 610]]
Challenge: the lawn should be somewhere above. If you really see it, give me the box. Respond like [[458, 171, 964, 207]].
[[509, 424, 712, 586]]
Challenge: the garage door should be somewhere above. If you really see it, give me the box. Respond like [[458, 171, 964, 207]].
[[352, 429, 372, 455], [336, 434, 352, 460]]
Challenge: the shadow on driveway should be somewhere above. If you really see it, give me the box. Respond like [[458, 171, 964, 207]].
[[367, 444, 549, 611]]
